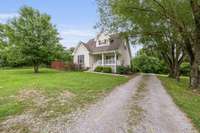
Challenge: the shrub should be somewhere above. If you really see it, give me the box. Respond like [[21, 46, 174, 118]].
[[64, 63, 75, 71], [117, 66, 130, 74], [132, 54, 168, 74], [94, 66, 103, 72], [74, 64, 85, 71], [65, 63, 84, 71], [180, 62, 190, 76], [102, 66, 112, 73]]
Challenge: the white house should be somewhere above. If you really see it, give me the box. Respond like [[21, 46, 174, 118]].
[[73, 33, 132, 73]]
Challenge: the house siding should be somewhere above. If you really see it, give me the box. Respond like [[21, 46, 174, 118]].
[[89, 54, 95, 68], [73, 34, 132, 72], [73, 44, 90, 68]]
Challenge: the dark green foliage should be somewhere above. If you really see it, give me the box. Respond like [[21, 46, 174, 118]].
[[102, 66, 112, 73], [95, 66, 112, 73], [54, 46, 74, 63], [8, 6, 61, 73], [96, 0, 190, 81], [180, 62, 190, 76], [62, 49, 73, 63], [94, 66, 104, 72], [116, 66, 130, 74], [132, 54, 168, 74]]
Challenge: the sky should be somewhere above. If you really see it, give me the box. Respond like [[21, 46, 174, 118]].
[[0, 0, 141, 56]]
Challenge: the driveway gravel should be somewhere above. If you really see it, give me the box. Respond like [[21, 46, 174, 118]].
[[131, 75, 197, 133], [61, 74, 197, 133], [1, 74, 197, 133]]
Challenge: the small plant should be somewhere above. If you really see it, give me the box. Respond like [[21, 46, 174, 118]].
[[95, 66, 112, 73], [102, 66, 112, 73], [94, 66, 103, 72], [180, 62, 190, 76], [117, 66, 130, 74]]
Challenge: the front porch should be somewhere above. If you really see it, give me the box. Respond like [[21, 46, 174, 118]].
[[92, 51, 120, 73]]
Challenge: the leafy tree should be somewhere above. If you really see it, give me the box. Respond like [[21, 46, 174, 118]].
[[97, 0, 185, 80], [52, 45, 73, 63], [0, 24, 8, 67], [97, 0, 200, 88], [180, 62, 191, 76], [132, 54, 168, 74], [8, 6, 61, 73], [62, 48, 73, 63], [190, 0, 200, 88], [0, 24, 29, 67]]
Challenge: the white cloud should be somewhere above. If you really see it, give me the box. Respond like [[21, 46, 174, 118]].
[[131, 45, 143, 57], [0, 13, 18, 23], [60, 29, 94, 38], [58, 28, 96, 48]]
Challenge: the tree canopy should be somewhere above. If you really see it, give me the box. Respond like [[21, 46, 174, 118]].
[[97, 0, 200, 89], [7, 6, 62, 73]]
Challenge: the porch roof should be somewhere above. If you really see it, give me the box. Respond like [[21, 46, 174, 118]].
[[91, 50, 120, 55]]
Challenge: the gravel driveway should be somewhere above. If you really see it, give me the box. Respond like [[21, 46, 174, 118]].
[[61, 74, 197, 133], [132, 75, 197, 133], [1, 74, 197, 133], [63, 75, 143, 133]]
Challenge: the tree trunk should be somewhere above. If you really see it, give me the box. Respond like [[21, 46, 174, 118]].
[[168, 64, 180, 81], [34, 64, 39, 73], [168, 65, 176, 78], [190, 57, 200, 88], [190, 0, 200, 89], [175, 63, 180, 81]]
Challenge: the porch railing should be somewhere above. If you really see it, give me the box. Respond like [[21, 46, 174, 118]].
[[95, 60, 120, 66]]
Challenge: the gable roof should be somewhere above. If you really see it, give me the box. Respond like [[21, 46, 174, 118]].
[[72, 41, 89, 55], [83, 34, 122, 53]]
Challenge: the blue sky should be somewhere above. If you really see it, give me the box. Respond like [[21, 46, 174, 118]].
[[0, 0, 140, 55], [0, 0, 97, 48]]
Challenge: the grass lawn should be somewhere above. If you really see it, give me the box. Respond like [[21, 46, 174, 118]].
[[0, 68, 128, 121], [158, 76, 200, 131]]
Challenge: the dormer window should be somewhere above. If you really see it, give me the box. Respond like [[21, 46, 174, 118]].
[[96, 33, 110, 47], [98, 40, 107, 45]]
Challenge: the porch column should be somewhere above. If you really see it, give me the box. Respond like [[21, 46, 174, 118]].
[[102, 53, 104, 66], [114, 51, 117, 73]]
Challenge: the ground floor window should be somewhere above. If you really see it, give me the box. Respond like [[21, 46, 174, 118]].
[[104, 55, 115, 64], [78, 55, 84, 65]]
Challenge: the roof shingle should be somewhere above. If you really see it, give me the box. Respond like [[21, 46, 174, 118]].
[[83, 34, 122, 53]]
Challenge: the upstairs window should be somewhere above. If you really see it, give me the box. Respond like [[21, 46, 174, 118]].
[[97, 39, 110, 47], [98, 40, 107, 45]]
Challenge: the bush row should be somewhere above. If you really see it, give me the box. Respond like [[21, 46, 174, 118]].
[[94, 66, 131, 74], [132, 54, 168, 74], [94, 66, 112, 73], [180, 62, 190, 76], [132, 54, 191, 76], [116, 66, 131, 74]]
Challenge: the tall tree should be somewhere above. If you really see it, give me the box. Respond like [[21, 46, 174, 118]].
[[97, 0, 200, 88], [8, 6, 61, 73], [0, 24, 9, 66], [189, 0, 200, 88], [140, 30, 185, 80], [97, 0, 185, 80]]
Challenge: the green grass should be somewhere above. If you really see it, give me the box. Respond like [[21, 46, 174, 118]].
[[0, 68, 128, 120], [158, 75, 200, 131]]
